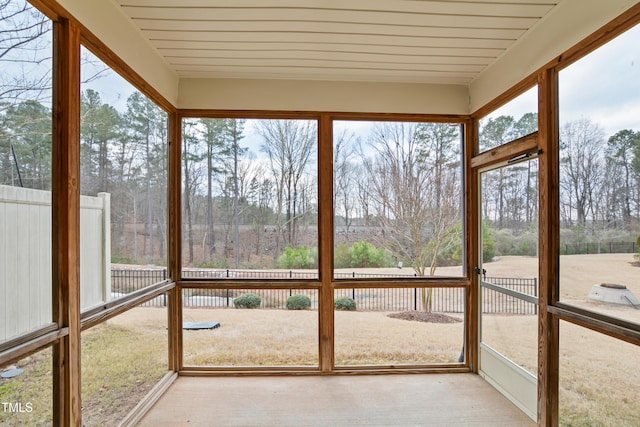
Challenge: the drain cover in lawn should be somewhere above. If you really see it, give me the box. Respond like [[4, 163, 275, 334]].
[[183, 321, 220, 330], [1, 368, 24, 378]]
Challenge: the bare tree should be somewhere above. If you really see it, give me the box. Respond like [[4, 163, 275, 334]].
[[480, 116, 517, 228], [606, 129, 640, 226], [198, 119, 224, 259], [257, 119, 316, 255], [221, 119, 246, 267], [182, 119, 203, 265], [246, 163, 274, 259], [560, 118, 605, 227], [334, 129, 359, 239], [0, 0, 51, 106], [362, 122, 462, 310]]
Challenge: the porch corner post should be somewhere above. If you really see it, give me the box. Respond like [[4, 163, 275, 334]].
[[538, 67, 560, 427], [52, 16, 82, 427]]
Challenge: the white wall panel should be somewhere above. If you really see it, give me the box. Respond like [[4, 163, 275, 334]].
[[179, 78, 469, 114]]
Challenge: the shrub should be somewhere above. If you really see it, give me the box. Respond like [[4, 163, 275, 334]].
[[233, 293, 261, 309], [334, 241, 394, 269], [334, 296, 356, 311], [349, 241, 393, 268], [286, 294, 312, 310], [429, 222, 495, 267], [482, 222, 497, 260], [334, 242, 351, 268], [111, 254, 135, 264], [276, 246, 318, 269]]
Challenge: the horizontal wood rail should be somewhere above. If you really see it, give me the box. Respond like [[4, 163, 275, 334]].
[[81, 281, 175, 331], [179, 280, 321, 289], [471, 132, 538, 170], [0, 327, 69, 368], [549, 304, 640, 346]]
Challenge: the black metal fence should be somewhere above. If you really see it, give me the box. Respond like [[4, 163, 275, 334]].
[[111, 268, 167, 294], [482, 277, 538, 315], [560, 241, 636, 255], [112, 269, 538, 314]]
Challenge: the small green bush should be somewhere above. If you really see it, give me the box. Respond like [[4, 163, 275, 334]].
[[334, 296, 356, 311], [334, 243, 351, 268], [334, 241, 394, 269], [276, 245, 318, 269], [286, 294, 312, 310], [233, 293, 261, 309], [349, 240, 393, 268], [111, 254, 135, 264]]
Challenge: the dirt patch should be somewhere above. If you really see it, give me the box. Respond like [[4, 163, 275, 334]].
[[388, 310, 462, 324]]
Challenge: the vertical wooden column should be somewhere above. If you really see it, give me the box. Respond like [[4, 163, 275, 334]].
[[465, 118, 480, 372], [318, 115, 334, 372], [52, 17, 82, 427], [167, 111, 183, 371], [537, 68, 560, 426]]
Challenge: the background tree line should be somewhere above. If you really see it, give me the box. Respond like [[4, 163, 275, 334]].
[[3, 101, 639, 268], [181, 118, 317, 269], [3, 1, 638, 271]]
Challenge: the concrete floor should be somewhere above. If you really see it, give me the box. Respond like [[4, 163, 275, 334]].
[[137, 374, 535, 426]]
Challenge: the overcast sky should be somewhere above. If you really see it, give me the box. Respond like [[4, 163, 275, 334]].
[[490, 23, 640, 138]]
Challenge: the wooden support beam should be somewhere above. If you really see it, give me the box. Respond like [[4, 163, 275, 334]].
[[51, 17, 82, 427], [537, 67, 560, 427], [168, 111, 183, 371], [465, 118, 479, 373], [470, 132, 538, 170], [318, 115, 334, 372]]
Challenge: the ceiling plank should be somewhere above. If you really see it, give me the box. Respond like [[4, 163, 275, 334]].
[[158, 48, 494, 65], [118, 0, 556, 18]]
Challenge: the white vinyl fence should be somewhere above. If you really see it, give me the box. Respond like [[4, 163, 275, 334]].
[[0, 185, 110, 342]]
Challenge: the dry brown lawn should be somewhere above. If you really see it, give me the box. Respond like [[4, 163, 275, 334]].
[[3, 254, 637, 426], [120, 253, 640, 425]]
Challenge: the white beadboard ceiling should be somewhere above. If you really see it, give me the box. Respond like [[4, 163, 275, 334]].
[[114, 0, 560, 85]]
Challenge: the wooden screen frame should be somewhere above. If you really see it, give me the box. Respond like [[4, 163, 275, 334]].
[[1, 0, 638, 425], [0, 1, 180, 425], [174, 111, 472, 375], [471, 5, 640, 426]]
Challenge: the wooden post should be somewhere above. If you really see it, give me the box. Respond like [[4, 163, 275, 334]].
[[168, 111, 183, 371], [318, 114, 334, 372], [537, 67, 560, 427], [52, 17, 82, 427], [465, 117, 479, 372]]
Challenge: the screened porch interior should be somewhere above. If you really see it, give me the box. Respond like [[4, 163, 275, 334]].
[[1, 1, 639, 426]]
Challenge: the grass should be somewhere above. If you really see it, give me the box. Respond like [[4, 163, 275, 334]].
[[0, 320, 167, 427], [0, 348, 52, 426], [81, 322, 168, 426], [182, 308, 319, 366], [2, 306, 638, 426], [2, 254, 639, 426], [558, 321, 640, 427], [335, 311, 463, 365]]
